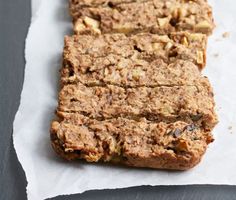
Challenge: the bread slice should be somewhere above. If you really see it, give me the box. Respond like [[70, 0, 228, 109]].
[[51, 113, 214, 170], [57, 79, 217, 131], [62, 32, 207, 73], [61, 59, 203, 87], [70, 0, 214, 35]]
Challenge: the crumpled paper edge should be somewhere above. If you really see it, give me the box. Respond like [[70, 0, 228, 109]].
[[31, 0, 43, 22], [13, 0, 45, 199]]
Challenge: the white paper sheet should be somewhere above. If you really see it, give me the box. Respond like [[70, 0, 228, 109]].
[[31, 0, 41, 18], [13, 0, 236, 199]]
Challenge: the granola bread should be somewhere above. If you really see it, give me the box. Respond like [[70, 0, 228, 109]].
[[50, 0, 217, 170], [70, 0, 214, 35], [51, 113, 214, 170], [62, 32, 207, 72]]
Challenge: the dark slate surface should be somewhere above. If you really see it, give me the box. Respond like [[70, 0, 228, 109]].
[[1, 0, 236, 200]]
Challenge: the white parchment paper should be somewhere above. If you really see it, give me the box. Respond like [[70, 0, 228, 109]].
[[13, 0, 236, 199]]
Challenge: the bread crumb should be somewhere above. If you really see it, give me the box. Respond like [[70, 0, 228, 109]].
[[228, 126, 233, 134], [222, 32, 230, 38], [213, 53, 219, 58]]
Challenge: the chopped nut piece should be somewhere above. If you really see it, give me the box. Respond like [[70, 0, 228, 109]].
[[157, 17, 169, 27], [84, 16, 100, 28], [82, 17, 101, 34], [165, 42, 173, 50], [182, 37, 189, 46], [197, 51, 204, 64], [104, 68, 109, 75], [184, 17, 196, 27], [195, 20, 212, 33], [132, 68, 144, 81], [178, 7, 187, 18], [152, 42, 165, 50], [158, 35, 170, 41], [117, 59, 129, 70], [113, 25, 135, 34], [161, 105, 175, 116], [84, 152, 102, 162], [74, 21, 86, 33], [174, 139, 189, 152], [188, 33, 203, 41]]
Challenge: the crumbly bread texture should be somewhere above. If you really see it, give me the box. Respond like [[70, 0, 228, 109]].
[[70, 0, 215, 35], [51, 113, 214, 170], [61, 59, 203, 86], [62, 32, 207, 73], [57, 80, 217, 131]]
